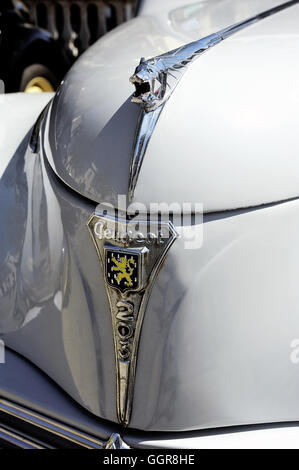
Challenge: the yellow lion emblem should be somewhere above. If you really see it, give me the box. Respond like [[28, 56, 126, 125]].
[[111, 256, 136, 287]]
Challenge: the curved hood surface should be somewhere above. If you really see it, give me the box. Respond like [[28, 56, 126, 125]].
[[5, 2, 299, 435], [45, 0, 299, 213]]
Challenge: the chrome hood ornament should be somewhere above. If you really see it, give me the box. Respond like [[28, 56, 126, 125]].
[[129, 0, 299, 199], [129, 34, 221, 113], [87, 212, 178, 426]]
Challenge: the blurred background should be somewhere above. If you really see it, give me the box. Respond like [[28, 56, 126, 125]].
[[0, 0, 138, 92]]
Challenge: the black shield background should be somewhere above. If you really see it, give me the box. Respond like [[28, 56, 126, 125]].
[[105, 249, 139, 292]]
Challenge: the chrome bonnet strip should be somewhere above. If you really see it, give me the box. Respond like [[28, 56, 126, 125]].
[[0, 425, 44, 449], [0, 398, 105, 448], [128, 0, 299, 200]]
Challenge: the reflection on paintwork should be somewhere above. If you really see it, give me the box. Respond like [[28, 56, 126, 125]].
[[3, 1, 299, 436], [170, 0, 287, 38], [0, 129, 117, 421]]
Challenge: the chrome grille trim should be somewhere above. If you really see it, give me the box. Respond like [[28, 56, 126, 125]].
[[0, 398, 105, 449]]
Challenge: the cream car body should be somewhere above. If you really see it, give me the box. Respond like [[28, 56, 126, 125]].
[[1, 0, 299, 448]]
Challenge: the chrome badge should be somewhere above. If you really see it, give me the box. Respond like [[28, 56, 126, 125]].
[[87, 212, 178, 426]]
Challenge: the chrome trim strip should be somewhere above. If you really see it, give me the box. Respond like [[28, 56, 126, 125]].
[[128, 0, 299, 200], [0, 398, 105, 449], [0, 425, 44, 449]]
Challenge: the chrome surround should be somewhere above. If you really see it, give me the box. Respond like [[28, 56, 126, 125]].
[[87, 212, 178, 426], [105, 432, 130, 449], [128, 0, 299, 199], [129, 106, 163, 201], [0, 398, 105, 448]]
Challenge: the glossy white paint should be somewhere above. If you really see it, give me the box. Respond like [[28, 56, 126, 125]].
[[0, 93, 52, 178], [130, 199, 299, 431], [45, 0, 299, 212], [129, 425, 299, 449], [140, 0, 287, 38]]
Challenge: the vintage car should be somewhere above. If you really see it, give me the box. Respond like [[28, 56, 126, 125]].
[[2, 0, 299, 449], [0, 0, 74, 92]]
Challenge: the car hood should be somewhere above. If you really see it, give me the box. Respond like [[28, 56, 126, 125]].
[[44, 0, 299, 213]]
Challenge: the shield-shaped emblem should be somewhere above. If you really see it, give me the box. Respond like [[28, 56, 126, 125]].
[[105, 247, 141, 293]]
